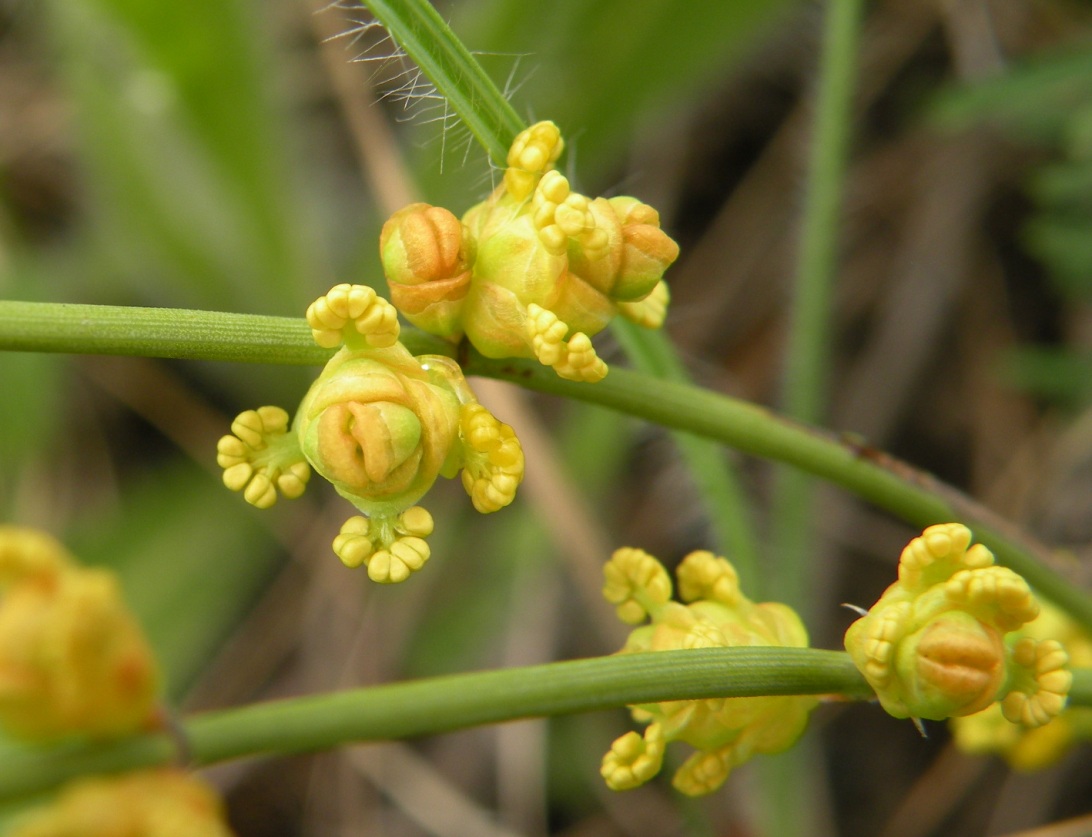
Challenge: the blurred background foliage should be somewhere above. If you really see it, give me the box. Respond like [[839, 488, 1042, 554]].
[[1, 0, 1092, 835]]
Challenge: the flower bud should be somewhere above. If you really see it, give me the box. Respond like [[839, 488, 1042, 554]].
[[296, 348, 461, 516], [217, 406, 310, 510], [600, 548, 817, 796], [607, 197, 680, 300], [567, 197, 679, 305], [845, 523, 1067, 726], [894, 610, 1006, 719], [220, 287, 525, 582], [0, 528, 159, 741], [381, 203, 474, 338], [0, 526, 71, 585], [9, 769, 235, 837]]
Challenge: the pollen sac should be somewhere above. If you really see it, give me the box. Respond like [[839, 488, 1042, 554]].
[[0, 527, 160, 741], [217, 406, 311, 510], [379, 120, 680, 382], [8, 769, 236, 837], [220, 288, 524, 582], [844, 523, 1069, 726], [600, 548, 817, 796], [951, 596, 1090, 771]]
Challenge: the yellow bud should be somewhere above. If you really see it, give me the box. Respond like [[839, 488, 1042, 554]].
[[601, 725, 665, 791], [617, 280, 670, 329], [602, 547, 673, 624], [456, 402, 525, 514], [332, 516, 374, 569], [298, 351, 460, 514], [306, 284, 400, 350], [676, 550, 741, 607], [217, 406, 310, 510], [381, 203, 473, 338], [904, 613, 1006, 718], [0, 527, 71, 585], [604, 197, 680, 301]]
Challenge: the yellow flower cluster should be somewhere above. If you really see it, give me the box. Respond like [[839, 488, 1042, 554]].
[[0, 528, 237, 835], [844, 523, 1071, 726], [600, 547, 817, 796], [218, 121, 680, 578], [9, 769, 236, 837], [381, 121, 679, 382], [0, 527, 159, 741], [217, 285, 524, 583]]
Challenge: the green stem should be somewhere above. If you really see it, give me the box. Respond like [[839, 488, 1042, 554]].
[[1, 298, 1087, 629], [773, 0, 863, 612], [0, 300, 454, 364], [1, 299, 1087, 627], [361, 0, 524, 167], [0, 648, 869, 802], [467, 353, 1092, 634]]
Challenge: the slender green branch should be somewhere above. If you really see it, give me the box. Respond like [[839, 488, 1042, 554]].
[[0, 648, 870, 802], [466, 352, 1092, 634], [773, 0, 863, 612], [0, 298, 1087, 628], [361, 0, 524, 167], [0, 300, 453, 364]]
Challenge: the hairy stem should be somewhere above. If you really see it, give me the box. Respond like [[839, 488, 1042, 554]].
[[361, 0, 523, 167]]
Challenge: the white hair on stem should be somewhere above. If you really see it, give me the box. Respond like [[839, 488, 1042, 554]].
[[318, 1, 535, 178]]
